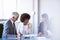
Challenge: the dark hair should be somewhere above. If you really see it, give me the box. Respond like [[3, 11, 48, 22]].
[[20, 13, 30, 22]]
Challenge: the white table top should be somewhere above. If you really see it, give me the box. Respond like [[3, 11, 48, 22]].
[[1, 34, 51, 40]]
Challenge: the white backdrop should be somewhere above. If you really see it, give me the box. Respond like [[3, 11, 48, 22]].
[[0, 0, 38, 34], [39, 0, 60, 40]]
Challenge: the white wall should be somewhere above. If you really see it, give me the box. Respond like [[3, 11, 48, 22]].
[[0, 0, 3, 19], [40, 0, 60, 40], [16, 0, 38, 34], [3, 0, 17, 19], [0, 0, 38, 34], [16, 0, 34, 22], [33, 0, 38, 34]]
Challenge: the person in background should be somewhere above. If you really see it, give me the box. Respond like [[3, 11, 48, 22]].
[[2, 12, 19, 38], [38, 14, 52, 38], [17, 13, 32, 38]]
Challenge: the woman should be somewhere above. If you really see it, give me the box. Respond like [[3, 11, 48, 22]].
[[38, 14, 52, 37], [17, 13, 32, 38]]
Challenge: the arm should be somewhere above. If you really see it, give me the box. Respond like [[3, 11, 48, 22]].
[[17, 23, 23, 38], [38, 22, 44, 36], [2, 22, 9, 38], [28, 23, 32, 34], [38, 23, 42, 33]]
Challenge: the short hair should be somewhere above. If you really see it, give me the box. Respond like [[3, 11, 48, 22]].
[[11, 12, 19, 18], [20, 13, 30, 22], [42, 13, 49, 20]]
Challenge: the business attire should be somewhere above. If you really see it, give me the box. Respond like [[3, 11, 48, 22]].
[[38, 22, 44, 34], [38, 22, 52, 38], [17, 22, 32, 35], [38, 22, 49, 34], [2, 20, 17, 38]]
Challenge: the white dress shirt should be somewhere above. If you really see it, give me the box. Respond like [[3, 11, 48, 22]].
[[17, 22, 32, 35]]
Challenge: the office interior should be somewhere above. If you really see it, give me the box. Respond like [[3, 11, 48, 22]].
[[0, 0, 60, 40]]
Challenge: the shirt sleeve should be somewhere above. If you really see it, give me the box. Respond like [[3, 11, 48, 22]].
[[17, 23, 23, 34], [28, 23, 32, 34], [2, 21, 9, 38]]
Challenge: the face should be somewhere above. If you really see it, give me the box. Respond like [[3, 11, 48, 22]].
[[13, 16, 19, 22], [23, 19, 29, 25], [42, 17, 46, 22]]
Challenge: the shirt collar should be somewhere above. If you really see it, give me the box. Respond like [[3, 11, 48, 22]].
[[10, 19, 14, 24]]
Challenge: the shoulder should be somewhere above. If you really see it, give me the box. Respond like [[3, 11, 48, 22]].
[[3, 19, 10, 28], [4, 20, 10, 25], [40, 22, 44, 26], [39, 22, 43, 25], [40, 22, 44, 24], [28, 23, 32, 28], [18, 22, 23, 28], [38, 22, 44, 28], [18, 22, 23, 26]]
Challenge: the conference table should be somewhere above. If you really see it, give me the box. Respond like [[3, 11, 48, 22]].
[[0, 34, 51, 40]]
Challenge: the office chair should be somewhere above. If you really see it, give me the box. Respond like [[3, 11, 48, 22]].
[[0, 24, 3, 38]]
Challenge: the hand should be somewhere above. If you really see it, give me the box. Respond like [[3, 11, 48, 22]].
[[38, 32, 43, 37], [17, 33, 23, 38]]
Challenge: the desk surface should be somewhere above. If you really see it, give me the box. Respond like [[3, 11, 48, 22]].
[[0, 37, 51, 40]]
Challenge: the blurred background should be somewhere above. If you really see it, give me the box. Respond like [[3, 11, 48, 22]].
[[0, 0, 60, 40]]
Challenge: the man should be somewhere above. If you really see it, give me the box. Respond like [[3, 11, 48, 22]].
[[2, 12, 19, 38]]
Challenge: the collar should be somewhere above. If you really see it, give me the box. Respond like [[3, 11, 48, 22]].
[[10, 19, 14, 24]]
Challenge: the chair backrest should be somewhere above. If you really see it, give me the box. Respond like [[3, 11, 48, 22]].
[[0, 24, 3, 38]]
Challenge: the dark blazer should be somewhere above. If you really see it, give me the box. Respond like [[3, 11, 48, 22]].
[[2, 20, 17, 38], [38, 22, 44, 34]]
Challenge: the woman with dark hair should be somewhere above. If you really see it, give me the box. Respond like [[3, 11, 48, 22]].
[[20, 13, 30, 25], [17, 13, 32, 38]]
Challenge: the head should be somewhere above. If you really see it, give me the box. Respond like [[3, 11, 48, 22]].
[[42, 14, 49, 22], [11, 12, 19, 22], [20, 13, 30, 25]]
